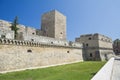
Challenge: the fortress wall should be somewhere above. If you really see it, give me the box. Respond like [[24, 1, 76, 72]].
[[25, 27, 36, 35], [75, 33, 114, 61], [23, 34, 69, 46], [41, 10, 55, 38], [83, 48, 100, 61], [22, 34, 83, 48], [99, 49, 114, 61], [84, 48, 114, 61], [0, 44, 83, 73], [98, 34, 112, 42], [0, 30, 14, 39], [98, 40, 113, 48], [0, 20, 11, 31]]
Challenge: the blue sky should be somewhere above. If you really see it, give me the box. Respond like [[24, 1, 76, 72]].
[[0, 0, 120, 41]]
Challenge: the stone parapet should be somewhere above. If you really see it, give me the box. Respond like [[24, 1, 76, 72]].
[[0, 38, 82, 49], [0, 41, 83, 73]]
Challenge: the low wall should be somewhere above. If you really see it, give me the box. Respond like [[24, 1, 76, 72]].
[[91, 57, 114, 80], [0, 43, 83, 73]]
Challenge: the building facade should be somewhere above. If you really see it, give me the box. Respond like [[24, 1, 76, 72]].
[[75, 33, 114, 61]]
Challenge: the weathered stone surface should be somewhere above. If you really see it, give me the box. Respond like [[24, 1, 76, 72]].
[[75, 33, 114, 61], [41, 10, 66, 40], [0, 44, 83, 73]]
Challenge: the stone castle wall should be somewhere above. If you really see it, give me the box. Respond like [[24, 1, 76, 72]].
[[54, 10, 66, 40], [76, 33, 112, 48], [0, 38, 83, 73], [0, 30, 14, 39], [41, 10, 66, 40], [23, 33, 69, 46], [83, 48, 114, 61], [0, 20, 14, 39], [41, 11, 55, 38], [98, 40, 113, 48], [75, 33, 114, 61], [99, 49, 114, 61], [0, 20, 11, 31], [83, 48, 100, 60], [0, 20, 38, 40]]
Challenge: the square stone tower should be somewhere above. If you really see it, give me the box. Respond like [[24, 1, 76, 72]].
[[41, 10, 66, 40]]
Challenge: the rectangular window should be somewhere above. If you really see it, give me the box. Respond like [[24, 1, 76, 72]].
[[86, 43, 88, 47], [90, 53, 92, 57], [1, 35, 5, 38]]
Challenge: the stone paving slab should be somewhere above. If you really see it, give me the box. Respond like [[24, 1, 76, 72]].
[[91, 58, 114, 80], [111, 58, 120, 80]]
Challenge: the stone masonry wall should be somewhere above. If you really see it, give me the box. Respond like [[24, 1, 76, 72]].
[[99, 40, 113, 48], [21, 34, 83, 48], [83, 48, 100, 61], [41, 10, 66, 40], [99, 49, 114, 61], [55, 10, 66, 40], [83, 48, 114, 61], [75, 33, 114, 61], [41, 10, 55, 38], [0, 39, 83, 73], [0, 20, 11, 31]]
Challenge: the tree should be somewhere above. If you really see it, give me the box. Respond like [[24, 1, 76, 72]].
[[113, 39, 120, 55], [11, 16, 19, 39]]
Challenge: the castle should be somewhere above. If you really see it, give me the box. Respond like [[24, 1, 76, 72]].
[[0, 10, 114, 73], [76, 34, 113, 61]]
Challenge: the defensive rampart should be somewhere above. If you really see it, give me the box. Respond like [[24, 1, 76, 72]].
[[0, 38, 83, 73]]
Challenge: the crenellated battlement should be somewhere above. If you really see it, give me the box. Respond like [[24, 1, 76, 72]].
[[0, 38, 82, 49]]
